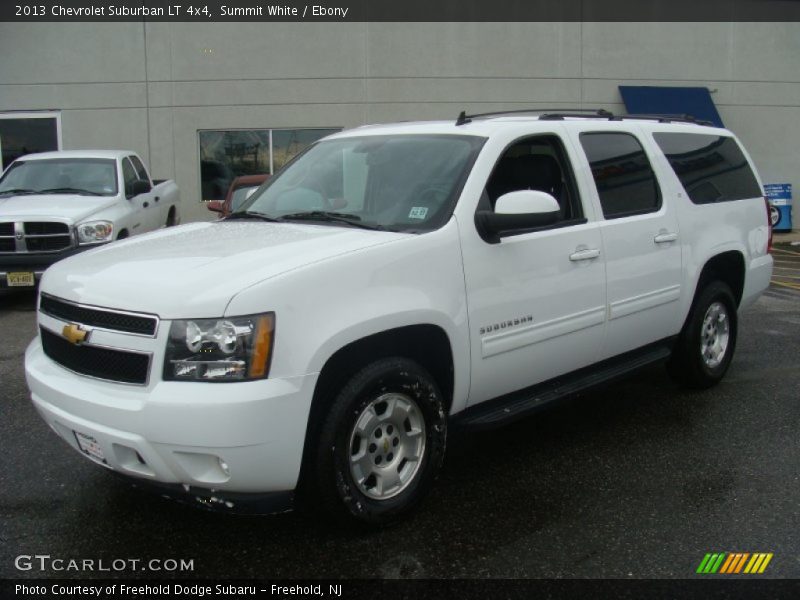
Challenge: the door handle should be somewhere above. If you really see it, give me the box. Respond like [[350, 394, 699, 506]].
[[154, 196, 160, 202], [654, 232, 678, 244], [569, 248, 601, 262], [143, 202, 149, 208]]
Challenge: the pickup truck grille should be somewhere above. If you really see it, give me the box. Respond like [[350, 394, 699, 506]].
[[40, 294, 159, 336], [40, 327, 151, 385], [0, 221, 73, 253]]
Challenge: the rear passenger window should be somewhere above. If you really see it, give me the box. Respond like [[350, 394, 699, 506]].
[[580, 132, 661, 219], [653, 133, 762, 204]]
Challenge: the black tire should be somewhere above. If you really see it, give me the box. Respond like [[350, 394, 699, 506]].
[[166, 208, 176, 227], [667, 281, 738, 389], [300, 357, 447, 527], [117, 230, 129, 240]]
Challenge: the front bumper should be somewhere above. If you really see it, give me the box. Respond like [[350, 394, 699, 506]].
[[25, 337, 318, 501], [1, 246, 92, 289]]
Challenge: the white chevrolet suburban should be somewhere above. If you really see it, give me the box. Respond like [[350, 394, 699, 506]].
[[24, 111, 773, 525], [0, 150, 179, 289]]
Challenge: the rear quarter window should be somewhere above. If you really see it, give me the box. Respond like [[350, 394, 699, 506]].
[[653, 133, 761, 204]]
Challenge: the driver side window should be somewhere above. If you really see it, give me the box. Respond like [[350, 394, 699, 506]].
[[122, 158, 138, 198], [482, 135, 584, 225]]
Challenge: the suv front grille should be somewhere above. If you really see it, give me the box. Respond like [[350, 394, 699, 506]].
[[40, 327, 150, 385], [40, 295, 159, 336]]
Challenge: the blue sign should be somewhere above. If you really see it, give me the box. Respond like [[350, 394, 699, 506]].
[[765, 183, 792, 231]]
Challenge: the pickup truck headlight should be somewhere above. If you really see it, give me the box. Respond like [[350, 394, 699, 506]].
[[163, 313, 274, 381], [77, 220, 114, 245]]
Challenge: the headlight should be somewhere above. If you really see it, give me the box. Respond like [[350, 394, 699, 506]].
[[163, 313, 274, 382], [77, 220, 114, 245]]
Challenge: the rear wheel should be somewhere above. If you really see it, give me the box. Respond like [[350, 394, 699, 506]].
[[668, 281, 738, 389], [166, 207, 176, 227], [301, 357, 447, 526]]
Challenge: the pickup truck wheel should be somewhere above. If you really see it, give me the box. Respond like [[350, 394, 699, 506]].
[[166, 208, 176, 227], [668, 281, 737, 389], [305, 357, 447, 526]]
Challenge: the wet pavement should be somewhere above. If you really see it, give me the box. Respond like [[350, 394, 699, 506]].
[[1, 255, 798, 579]]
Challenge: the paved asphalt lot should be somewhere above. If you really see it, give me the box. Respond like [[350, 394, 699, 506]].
[[1, 248, 798, 580]]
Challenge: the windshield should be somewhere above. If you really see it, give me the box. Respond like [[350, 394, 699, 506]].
[[239, 134, 484, 232], [0, 158, 118, 196]]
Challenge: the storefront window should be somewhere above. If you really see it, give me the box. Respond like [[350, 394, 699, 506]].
[[198, 128, 339, 201]]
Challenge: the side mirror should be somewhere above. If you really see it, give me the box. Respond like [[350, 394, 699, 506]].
[[206, 200, 224, 213], [128, 179, 151, 198], [475, 190, 561, 244]]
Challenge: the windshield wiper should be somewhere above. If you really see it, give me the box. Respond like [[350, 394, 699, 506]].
[[0, 188, 36, 196], [280, 211, 388, 231], [225, 211, 284, 222], [36, 187, 103, 196]]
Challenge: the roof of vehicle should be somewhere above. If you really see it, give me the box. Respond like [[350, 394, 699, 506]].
[[17, 149, 135, 161], [230, 174, 270, 188], [328, 113, 728, 140]]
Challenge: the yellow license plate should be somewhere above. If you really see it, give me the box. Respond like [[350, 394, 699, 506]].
[[7, 272, 35, 287]]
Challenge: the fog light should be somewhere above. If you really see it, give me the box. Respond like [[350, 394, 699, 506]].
[[218, 458, 230, 476]]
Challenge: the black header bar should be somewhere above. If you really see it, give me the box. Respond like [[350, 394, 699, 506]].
[[2, 0, 800, 22]]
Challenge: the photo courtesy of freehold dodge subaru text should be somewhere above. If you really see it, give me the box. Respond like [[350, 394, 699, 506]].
[[23, 111, 773, 526]]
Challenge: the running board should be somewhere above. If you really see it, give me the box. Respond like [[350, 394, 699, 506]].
[[454, 340, 674, 430]]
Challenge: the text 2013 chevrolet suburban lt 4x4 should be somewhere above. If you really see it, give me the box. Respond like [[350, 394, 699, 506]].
[[25, 110, 773, 525]]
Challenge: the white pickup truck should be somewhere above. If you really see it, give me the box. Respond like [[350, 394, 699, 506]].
[[0, 150, 179, 289], [24, 112, 773, 526]]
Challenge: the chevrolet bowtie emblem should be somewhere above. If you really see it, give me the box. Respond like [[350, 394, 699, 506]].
[[62, 323, 89, 345]]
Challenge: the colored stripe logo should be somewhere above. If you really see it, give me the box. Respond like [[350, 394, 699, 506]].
[[696, 552, 773, 574]]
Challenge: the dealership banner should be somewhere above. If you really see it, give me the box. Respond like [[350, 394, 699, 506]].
[[2, 0, 800, 22]]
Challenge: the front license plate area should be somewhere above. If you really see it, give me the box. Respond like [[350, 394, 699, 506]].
[[74, 431, 106, 463], [7, 272, 35, 287]]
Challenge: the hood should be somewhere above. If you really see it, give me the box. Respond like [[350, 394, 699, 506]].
[[42, 221, 409, 318], [0, 194, 117, 222]]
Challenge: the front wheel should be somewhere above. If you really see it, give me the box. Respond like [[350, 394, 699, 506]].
[[668, 281, 738, 389], [302, 357, 447, 526]]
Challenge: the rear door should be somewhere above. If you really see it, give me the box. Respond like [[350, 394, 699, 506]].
[[570, 127, 682, 359]]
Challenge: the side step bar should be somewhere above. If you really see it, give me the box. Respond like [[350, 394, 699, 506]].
[[454, 340, 674, 430]]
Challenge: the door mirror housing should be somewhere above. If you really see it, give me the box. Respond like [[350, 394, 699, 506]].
[[127, 179, 151, 198], [475, 190, 561, 244]]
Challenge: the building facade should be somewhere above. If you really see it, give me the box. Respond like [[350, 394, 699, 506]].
[[1, 21, 798, 223]]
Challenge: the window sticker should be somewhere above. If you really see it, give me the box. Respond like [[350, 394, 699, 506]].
[[408, 206, 429, 220]]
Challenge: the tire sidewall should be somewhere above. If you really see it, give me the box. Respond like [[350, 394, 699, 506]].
[[688, 282, 738, 383], [316, 358, 447, 525]]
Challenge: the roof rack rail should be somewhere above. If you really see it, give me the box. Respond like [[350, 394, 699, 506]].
[[455, 108, 612, 126], [610, 113, 715, 126]]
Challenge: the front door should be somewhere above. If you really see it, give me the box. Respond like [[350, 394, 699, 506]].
[[461, 134, 607, 406]]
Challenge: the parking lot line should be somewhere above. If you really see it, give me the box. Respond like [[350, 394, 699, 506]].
[[771, 280, 800, 291], [771, 247, 800, 257]]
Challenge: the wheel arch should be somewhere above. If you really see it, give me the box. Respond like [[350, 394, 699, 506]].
[[298, 324, 455, 487], [694, 250, 746, 308]]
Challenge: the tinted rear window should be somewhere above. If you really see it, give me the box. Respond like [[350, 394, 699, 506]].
[[579, 132, 661, 219], [653, 133, 761, 204]]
